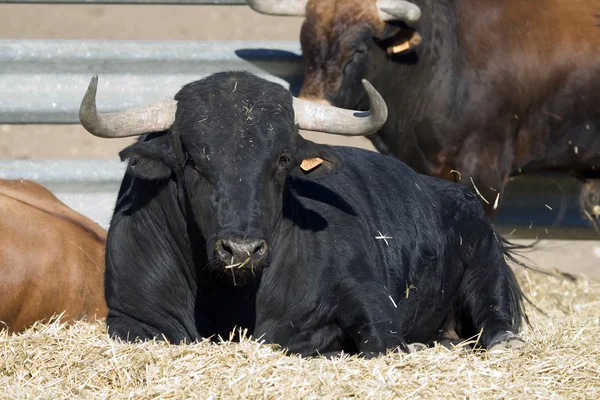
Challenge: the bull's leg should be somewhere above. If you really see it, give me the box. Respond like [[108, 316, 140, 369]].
[[106, 310, 177, 343], [454, 141, 513, 220], [104, 225, 200, 344], [580, 179, 600, 233], [456, 228, 526, 351], [336, 279, 408, 358]]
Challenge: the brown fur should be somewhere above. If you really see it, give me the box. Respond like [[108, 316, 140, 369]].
[[300, 0, 383, 100], [0, 179, 107, 333], [457, 0, 600, 167]]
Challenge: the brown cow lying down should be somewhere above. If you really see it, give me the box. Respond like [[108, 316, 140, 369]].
[[0, 179, 107, 333]]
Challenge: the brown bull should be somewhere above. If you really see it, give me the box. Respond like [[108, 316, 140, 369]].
[[249, 0, 600, 220], [0, 179, 107, 333]]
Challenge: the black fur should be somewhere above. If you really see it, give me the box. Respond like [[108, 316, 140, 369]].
[[105, 71, 526, 357]]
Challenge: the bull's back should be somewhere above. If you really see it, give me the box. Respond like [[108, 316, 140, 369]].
[[460, 0, 600, 72], [458, 0, 600, 127], [295, 146, 474, 273], [309, 147, 448, 224], [0, 179, 107, 333]]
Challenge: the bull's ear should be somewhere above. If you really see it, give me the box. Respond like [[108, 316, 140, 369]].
[[119, 133, 175, 180], [294, 137, 342, 176]]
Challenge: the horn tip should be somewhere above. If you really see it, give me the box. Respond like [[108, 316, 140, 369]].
[[410, 8, 421, 21], [361, 79, 375, 91], [362, 79, 388, 131], [87, 75, 99, 92]]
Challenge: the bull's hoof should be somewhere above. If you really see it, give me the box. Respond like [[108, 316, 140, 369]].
[[438, 339, 473, 351], [487, 331, 525, 353], [407, 342, 428, 353]]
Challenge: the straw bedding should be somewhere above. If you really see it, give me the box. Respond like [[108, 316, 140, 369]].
[[1, 268, 599, 399]]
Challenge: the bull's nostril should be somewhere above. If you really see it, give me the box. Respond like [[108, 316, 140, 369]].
[[222, 242, 234, 256], [216, 240, 236, 261], [253, 240, 267, 255], [217, 238, 269, 263]]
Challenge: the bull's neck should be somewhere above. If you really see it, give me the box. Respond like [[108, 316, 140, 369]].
[[272, 187, 298, 256]]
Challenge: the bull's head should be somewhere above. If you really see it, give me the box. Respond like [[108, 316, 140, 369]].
[[79, 72, 387, 285], [248, 0, 421, 109]]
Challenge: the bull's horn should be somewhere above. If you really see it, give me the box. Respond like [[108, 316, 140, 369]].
[[79, 75, 177, 138], [293, 80, 388, 136], [247, 0, 307, 16], [377, 0, 422, 23]]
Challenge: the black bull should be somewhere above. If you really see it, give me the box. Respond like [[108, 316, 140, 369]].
[[86, 72, 525, 357]]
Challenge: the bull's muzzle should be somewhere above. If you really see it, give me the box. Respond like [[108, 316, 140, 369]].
[[216, 238, 269, 268]]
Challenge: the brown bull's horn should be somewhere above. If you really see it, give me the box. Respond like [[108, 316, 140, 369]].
[[247, 0, 307, 16], [79, 75, 177, 138], [293, 80, 388, 136], [377, 0, 422, 23]]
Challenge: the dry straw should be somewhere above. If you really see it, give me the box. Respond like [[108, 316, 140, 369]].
[[1, 269, 599, 399]]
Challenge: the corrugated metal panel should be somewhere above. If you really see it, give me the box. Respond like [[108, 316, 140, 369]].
[[0, 40, 303, 123], [0, 159, 125, 228]]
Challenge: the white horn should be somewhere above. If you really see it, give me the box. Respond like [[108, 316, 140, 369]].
[[79, 75, 177, 138], [377, 0, 422, 23], [247, 0, 307, 16], [293, 80, 388, 136]]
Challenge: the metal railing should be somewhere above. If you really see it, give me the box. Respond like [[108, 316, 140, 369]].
[[0, 40, 303, 123]]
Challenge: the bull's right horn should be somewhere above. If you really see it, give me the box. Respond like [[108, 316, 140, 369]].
[[293, 80, 388, 136], [79, 75, 177, 138], [247, 0, 307, 16], [377, 0, 422, 23]]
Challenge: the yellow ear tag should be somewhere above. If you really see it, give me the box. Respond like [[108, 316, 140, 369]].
[[300, 157, 324, 172], [387, 31, 423, 55], [388, 41, 410, 54]]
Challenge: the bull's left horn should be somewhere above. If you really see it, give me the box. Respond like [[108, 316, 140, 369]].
[[247, 0, 307, 16], [79, 75, 177, 138], [377, 0, 422, 23], [293, 80, 388, 136]]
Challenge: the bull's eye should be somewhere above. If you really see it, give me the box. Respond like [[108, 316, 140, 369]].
[[278, 154, 291, 169], [354, 46, 367, 56], [343, 45, 368, 76]]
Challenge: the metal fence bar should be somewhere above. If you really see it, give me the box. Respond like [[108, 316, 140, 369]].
[[0, 40, 303, 123], [0, 159, 125, 183], [0, 159, 125, 228], [0, 0, 246, 4]]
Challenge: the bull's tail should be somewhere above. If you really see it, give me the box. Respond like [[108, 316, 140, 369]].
[[500, 236, 545, 274], [499, 236, 550, 323], [500, 240, 530, 329], [500, 235, 577, 280]]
